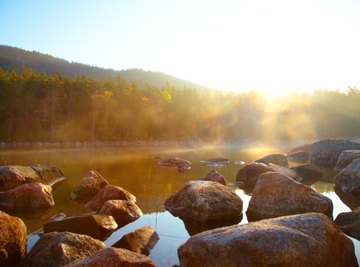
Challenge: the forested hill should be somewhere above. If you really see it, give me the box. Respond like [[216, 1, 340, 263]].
[[0, 45, 206, 89]]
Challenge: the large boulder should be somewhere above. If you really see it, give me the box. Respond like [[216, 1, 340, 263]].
[[0, 164, 65, 191], [287, 151, 310, 162], [70, 170, 109, 201], [112, 226, 159, 256], [197, 170, 226, 185], [158, 157, 191, 172], [335, 207, 360, 240], [27, 231, 105, 267], [246, 172, 333, 221], [310, 139, 360, 166], [290, 163, 324, 181], [255, 153, 288, 167], [236, 162, 301, 190], [0, 211, 27, 266], [85, 184, 136, 211], [335, 150, 360, 171], [99, 200, 142, 227], [164, 180, 243, 224], [288, 143, 313, 153], [335, 158, 360, 194], [43, 214, 118, 240], [63, 247, 156, 267], [178, 213, 357, 267], [0, 182, 54, 212]]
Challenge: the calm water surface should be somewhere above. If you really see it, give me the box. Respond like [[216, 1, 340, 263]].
[[0, 143, 359, 266]]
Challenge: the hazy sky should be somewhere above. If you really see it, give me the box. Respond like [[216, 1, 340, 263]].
[[1, 0, 360, 94]]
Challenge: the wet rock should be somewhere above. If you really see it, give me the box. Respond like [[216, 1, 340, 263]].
[[70, 170, 109, 201], [85, 184, 136, 211], [178, 213, 357, 267], [246, 172, 333, 221], [335, 207, 360, 240], [164, 180, 242, 224], [291, 163, 323, 181], [255, 153, 288, 167], [0, 211, 27, 266], [27, 231, 105, 267], [112, 225, 159, 255], [200, 157, 229, 166], [0, 182, 54, 212], [310, 139, 360, 167], [63, 247, 156, 267], [197, 170, 226, 185], [236, 162, 302, 190], [159, 158, 191, 172], [287, 151, 310, 162], [99, 200, 142, 227], [335, 158, 360, 194], [0, 164, 65, 191], [334, 187, 360, 210], [43, 214, 118, 241], [335, 150, 360, 171]]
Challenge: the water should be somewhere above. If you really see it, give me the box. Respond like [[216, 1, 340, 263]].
[[0, 143, 359, 266]]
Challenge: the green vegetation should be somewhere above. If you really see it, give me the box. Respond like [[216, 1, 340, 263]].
[[1, 67, 360, 143]]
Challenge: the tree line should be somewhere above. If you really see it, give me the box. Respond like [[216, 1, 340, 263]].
[[0, 68, 360, 143]]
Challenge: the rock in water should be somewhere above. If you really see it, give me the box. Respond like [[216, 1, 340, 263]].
[[178, 213, 357, 267], [255, 153, 288, 167], [43, 214, 118, 241], [335, 150, 360, 171], [99, 200, 142, 227], [287, 151, 310, 162], [158, 157, 191, 172], [0, 211, 27, 266], [63, 247, 156, 267], [335, 207, 360, 241], [197, 170, 226, 185], [310, 139, 360, 167], [246, 172, 333, 221], [335, 158, 360, 194], [0, 182, 54, 212], [27, 231, 105, 267], [164, 180, 242, 224]]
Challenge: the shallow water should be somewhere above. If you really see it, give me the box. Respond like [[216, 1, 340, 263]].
[[0, 142, 359, 266]]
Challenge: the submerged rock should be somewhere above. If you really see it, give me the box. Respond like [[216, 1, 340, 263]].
[[63, 247, 156, 267], [197, 170, 226, 185], [85, 184, 136, 211], [0, 211, 27, 266], [310, 139, 360, 167], [27, 231, 105, 267], [335, 207, 360, 240], [178, 213, 357, 267], [335, 150, 360, 171], [246, 172, 333, 221], [112, 225, 159, 255], [164, 180, 242, 224], [158, 157, 191, 172], [99, 200, 142, 227], [255, 153, 288, 167], [43, 214, 118, 240], [335, 158, 360, 194], [0, 182, 54, 212]]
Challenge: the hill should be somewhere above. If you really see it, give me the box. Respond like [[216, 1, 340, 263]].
[[0, 45, 206, 89]]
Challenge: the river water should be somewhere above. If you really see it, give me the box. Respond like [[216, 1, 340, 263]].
[[0, 142, 359, 266]]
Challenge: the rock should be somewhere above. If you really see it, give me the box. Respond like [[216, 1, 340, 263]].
[[0, 164, 65, 191], [112, 226, 159, 255], [335, 207, 360, 240], [43, 214, 118, 241], [70, 170, 109, 201], [200, 157, 229, 166], [255, 153, 288, 167], [288, 143, 313, 153], [334, 187, 360, 210], [164, 180, 243, 224], [236, 162, 302, 190], [63, 247, 156, 267], [99, 200, 142, 227], [197, 170, 226, 185], [85, 184, 136, 211], [158, 158, 191, 172], [0, 211, 27, 266], [0, 182, 54, 212], [310, 139, 360, 166], [287, 151, 310, 162], [27, 231, 105, 267], [335, 150, 360, 171], [335, 158, 360, 194], [178, 213, 357, 267], [290, 163, 323, 181], [246, 172, 333, 221]]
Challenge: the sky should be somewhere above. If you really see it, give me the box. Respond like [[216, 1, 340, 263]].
[[1, 0, 360, 95]]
